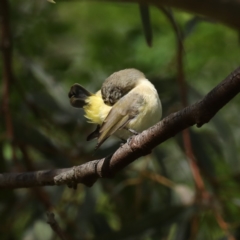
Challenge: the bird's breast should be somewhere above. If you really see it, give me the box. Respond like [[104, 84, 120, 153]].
[[116, 79, 162, 139], [128, 81, 162, 131]]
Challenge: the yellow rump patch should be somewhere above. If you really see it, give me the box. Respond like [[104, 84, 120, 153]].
[[83, 91, 111, 125]]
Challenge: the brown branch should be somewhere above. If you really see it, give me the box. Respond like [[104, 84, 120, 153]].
[[96, 0, 240, 30], [160, 12, 235, 236], [161, 8, 206, 193], [0, 66, 240, 189]]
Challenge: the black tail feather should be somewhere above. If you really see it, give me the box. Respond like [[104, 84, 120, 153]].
[[69, 83, 92, 108]]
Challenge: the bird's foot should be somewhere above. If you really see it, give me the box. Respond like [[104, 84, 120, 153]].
[[126, 133, 152, 156], [124, 128, 139, 135]]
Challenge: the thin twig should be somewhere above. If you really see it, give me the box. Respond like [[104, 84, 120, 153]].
[[141, 170, 175, 188], [46, 212, 68, 240], [161, 7, 205, 193]]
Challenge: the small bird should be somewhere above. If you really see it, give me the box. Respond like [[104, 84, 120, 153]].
[[68, 69, 162, 148]]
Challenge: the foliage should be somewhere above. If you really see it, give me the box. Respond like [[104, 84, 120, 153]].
[[1, 0, 240, 239]]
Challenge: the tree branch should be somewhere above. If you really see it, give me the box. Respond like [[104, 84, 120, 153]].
[[160, 0, 240, 30], [46, 212, 69, 240], [0, 66, 240, 189], [99, 0, 240, 30], [161, 8, 206, 193]]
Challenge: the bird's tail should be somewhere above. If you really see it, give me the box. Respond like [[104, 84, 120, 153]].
[[68, 83, 92, 108]]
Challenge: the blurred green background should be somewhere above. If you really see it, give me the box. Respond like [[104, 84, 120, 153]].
[[1, 0, 240, 239]]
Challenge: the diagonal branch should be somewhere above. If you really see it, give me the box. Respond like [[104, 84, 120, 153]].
[[0, 66, 240, 189]]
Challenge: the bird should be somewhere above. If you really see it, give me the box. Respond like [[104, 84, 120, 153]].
[[68, 68, 162, 149]]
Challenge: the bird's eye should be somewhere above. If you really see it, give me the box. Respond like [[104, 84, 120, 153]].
[[109, 98, 114, 105]]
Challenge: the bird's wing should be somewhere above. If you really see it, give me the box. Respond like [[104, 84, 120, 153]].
[[86, 125, 100, 141], [96, 92, 144, 148]]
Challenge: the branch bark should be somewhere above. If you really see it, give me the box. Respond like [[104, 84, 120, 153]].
[[0, 66, 240, 189]]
